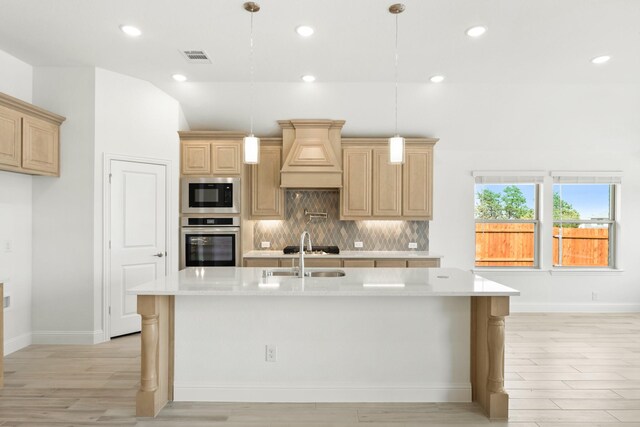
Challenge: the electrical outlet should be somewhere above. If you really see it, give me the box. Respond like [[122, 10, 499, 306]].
[[592, 292, 599, 301], [265, 344, 277, 362], [261, 241, 271, 248], [3, 295, 10, 309], [354, 241, 363, 248], [408, 242, 418, 249]]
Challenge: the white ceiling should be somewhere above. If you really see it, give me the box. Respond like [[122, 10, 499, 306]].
[[1, 0, 639, 138]]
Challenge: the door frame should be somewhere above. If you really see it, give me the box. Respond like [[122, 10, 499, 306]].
[[102, 153, 173, 341]]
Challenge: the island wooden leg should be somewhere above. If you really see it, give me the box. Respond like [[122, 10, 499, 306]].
[[136, 295, 174, 417], [471, 296, 509, 420]]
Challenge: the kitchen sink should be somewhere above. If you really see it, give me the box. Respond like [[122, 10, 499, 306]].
[[262, 268, 346, 278], [262, 268, 298, 277], [305, 269, 346, 278]]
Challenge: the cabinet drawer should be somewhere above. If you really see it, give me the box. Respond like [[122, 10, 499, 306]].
[[343, 259, 375, 268], [244, 259, 279, 268], [375, 260, 407, 268], [407, 259, 440, 268]]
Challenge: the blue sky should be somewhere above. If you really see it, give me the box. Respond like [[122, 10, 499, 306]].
[[475, 184, 611, 219]]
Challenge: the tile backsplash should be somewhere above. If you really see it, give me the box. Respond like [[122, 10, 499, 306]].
[[253, 190, 428, 251]]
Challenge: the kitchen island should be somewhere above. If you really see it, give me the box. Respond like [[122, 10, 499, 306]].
[[128, 267, 519, 420]]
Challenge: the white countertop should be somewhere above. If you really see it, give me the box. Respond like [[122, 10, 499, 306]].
[[243, 250, 443, 259], [128, 267, 519, 297]]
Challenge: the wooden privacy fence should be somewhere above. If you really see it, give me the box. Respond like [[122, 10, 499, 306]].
[[475, 223, 609, 267]]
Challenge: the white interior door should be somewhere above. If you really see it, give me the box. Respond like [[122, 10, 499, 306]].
[[109, 159, 167, 337]]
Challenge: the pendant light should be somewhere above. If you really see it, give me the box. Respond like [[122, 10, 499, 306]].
[[243, 2, 260, 164], [388, 3, 405, 164]]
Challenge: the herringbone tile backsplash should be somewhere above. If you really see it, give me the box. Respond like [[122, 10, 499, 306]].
[[253, 190, 429, 251]]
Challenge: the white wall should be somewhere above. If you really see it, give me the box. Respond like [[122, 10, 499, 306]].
[[31, 67, 97, 343], [93, 68, 181, 338], [0, 50, 33, 354], [428, 84, 640, 312]]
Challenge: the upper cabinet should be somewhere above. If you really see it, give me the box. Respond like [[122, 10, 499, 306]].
[[0, 92, 65, 177], [179, 132, 243, 177], [340, 139, 436, 220], [251, 144, 284, 219]]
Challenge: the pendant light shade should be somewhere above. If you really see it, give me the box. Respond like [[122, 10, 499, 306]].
[[243, 134, 260, 164], [243, 2, 260, 164], [389, 135, 405, 164], [388, 3, 405, 164]]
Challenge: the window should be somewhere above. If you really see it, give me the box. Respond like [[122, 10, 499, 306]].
[[552, 173, 620, 268], [473, 173, 542, 268]]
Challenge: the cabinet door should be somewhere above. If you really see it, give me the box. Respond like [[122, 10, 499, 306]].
[[22, 116, 59, 175], [211, 141, 241, 175], [341, 148, 371, 218], [244, 259, 280, 268], [403, 146, 433, 219], [343, 259, 375, 268], [0, 105, 21, 168], [407, 259, 440, 268], [252, 146, 284, 219], [375, 260, 407, 268], [182, 141, 211, 175], [373, 147, 402, 217]]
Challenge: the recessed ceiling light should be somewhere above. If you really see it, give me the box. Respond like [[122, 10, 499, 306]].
[[172, 74, 187, 82], [296, 25, 315, 37], [466, 25, 487, 38], [302, 75, 316, 83], [119, 25, 142, 37], [430, 75, 445, 83], [591, 55, 611, 64]]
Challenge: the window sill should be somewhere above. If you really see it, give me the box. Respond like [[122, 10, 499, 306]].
[[472, 268, 624, 276], [550, 268, 624, 276], [472, 268, 547, 276]]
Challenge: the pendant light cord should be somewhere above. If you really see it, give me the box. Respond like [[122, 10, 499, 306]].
[[249, 10, 255, 135], [394, 13, 399, 136]]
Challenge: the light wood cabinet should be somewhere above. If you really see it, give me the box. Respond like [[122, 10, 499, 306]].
[[252, 146, 284, 219], [341, 147, 371, 218], [343, 259, 375, 268], [21, 116, 59, 175], [403, 146, 432, 219], [0, 92, 65, 177], [211, 141, 241, 175], [340, 140, 435, 220], [179, 132, 245, 177], [243, 256, 440, 268], [244, 258, 279, 268], [375, 260, 407, 268], [373, 147, 402, 217], [0, 105, 21, 168], [407, 259, 439, 268], [181, 141, 211, 175]]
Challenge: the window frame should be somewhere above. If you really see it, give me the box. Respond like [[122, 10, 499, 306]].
[[552, 183, 617, 269], [474, 180, 541, 270]]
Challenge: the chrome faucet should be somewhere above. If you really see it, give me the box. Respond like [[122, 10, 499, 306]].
[[299, 231, 312, 278]]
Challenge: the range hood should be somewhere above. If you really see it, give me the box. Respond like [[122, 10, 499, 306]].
[[278, 119, 345, 188]]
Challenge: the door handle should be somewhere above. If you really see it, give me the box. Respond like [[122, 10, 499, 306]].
[[153, 252, 164, 258]]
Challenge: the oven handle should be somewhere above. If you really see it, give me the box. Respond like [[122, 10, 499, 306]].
[[181, 227, 240, 234]]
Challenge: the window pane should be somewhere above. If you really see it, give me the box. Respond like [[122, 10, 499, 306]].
[[553, 184, 612, 220], [475, 222, 535, 267], [553, 223, 610, 267], [474, 184, 536, 220]]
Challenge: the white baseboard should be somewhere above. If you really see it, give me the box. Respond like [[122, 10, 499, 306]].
[[31, 329, 105, 345], [512, 302, 640, 313], [174, 383, 471, 403], [4, 332, 32, 356]]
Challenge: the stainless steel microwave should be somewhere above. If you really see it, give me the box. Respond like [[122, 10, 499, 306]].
[[181, 177, 240, 214]]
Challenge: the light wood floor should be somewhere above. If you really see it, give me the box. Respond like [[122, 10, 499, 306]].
[[1, 313, 639, 426]]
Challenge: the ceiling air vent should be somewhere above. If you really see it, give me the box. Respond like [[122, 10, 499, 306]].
[[180, 50, 212, 64]]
